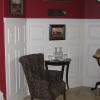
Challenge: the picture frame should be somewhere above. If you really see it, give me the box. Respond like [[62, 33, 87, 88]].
[[43, 0, 71, 2], [49, 25, 66, 40], [9, 0, 23, 16], [97, 0, 100, 2], [48, 9, 66, 16]]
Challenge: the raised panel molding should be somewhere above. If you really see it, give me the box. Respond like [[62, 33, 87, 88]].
[[27, 19, 84, 41], [28, 24, 44, 40], [86, 45, 100, 76], [67, 24, 82, 40], [83, 45, 100, 86], [83, 20, 100, 87], [26, 19, 83, 88], [88, 25, 100, 40], [4, 19, 27, 100]]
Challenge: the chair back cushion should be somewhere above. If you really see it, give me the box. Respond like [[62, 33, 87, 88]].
[[19, 53, 45, 81]]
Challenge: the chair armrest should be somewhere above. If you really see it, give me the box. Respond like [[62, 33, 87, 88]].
[[29, 79, 50, 97]]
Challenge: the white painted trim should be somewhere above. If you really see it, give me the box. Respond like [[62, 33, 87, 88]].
[[4, 18, 26, 23], [26, 18, 84, 23], [0, 91, 4, 100], [4, 18, 27, 100]]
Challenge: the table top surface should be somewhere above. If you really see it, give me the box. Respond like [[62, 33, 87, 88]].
[[45, 58, 71, 62], [45, 58, 71, 65]]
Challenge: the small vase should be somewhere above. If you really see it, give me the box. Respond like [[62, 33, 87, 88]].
[[54, 47, 63, 60]]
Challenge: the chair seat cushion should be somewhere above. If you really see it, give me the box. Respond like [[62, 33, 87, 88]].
[[44, 70, 62, 82], [50, 81, 66, 97]]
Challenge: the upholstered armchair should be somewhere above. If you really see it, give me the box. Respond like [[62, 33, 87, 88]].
[[19, 53, 66, 100]]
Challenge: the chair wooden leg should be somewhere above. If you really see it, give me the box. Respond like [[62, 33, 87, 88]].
[[31, 96, 34, 100], [63, 89, 66, 100]]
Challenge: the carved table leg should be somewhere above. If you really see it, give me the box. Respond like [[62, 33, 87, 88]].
[[66, 64, 69, 89], [91, 81, 100, 90]]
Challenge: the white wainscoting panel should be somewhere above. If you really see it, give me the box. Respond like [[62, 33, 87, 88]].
[[29, 24, 44, 40], [4, 18, 27, 100], [88, 25, 100, 40], [83, 19, 100, 87], [4, 18, 100, 98], [26, 19, 84, 88]]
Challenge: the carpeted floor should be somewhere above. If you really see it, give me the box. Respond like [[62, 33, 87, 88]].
[[23, 86, 100, 100]]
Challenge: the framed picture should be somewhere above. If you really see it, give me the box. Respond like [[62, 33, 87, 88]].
[[9, 0, 23, 16], [49, 25, 66, 40], [43, 0, 71, 2], [97, 0, 100, 2], [48, 9, 66, 16]]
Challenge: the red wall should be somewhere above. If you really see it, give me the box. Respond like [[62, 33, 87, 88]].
[[4, 0, 84, 18], [0, 20, 6, 100], [0, 0, 3, 18], [25, 0, 84, 18], [4, 0, 26, 18], [0, 0, 6, 100], [85, 0, 100, 19], [4, 0, 100, 19]]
